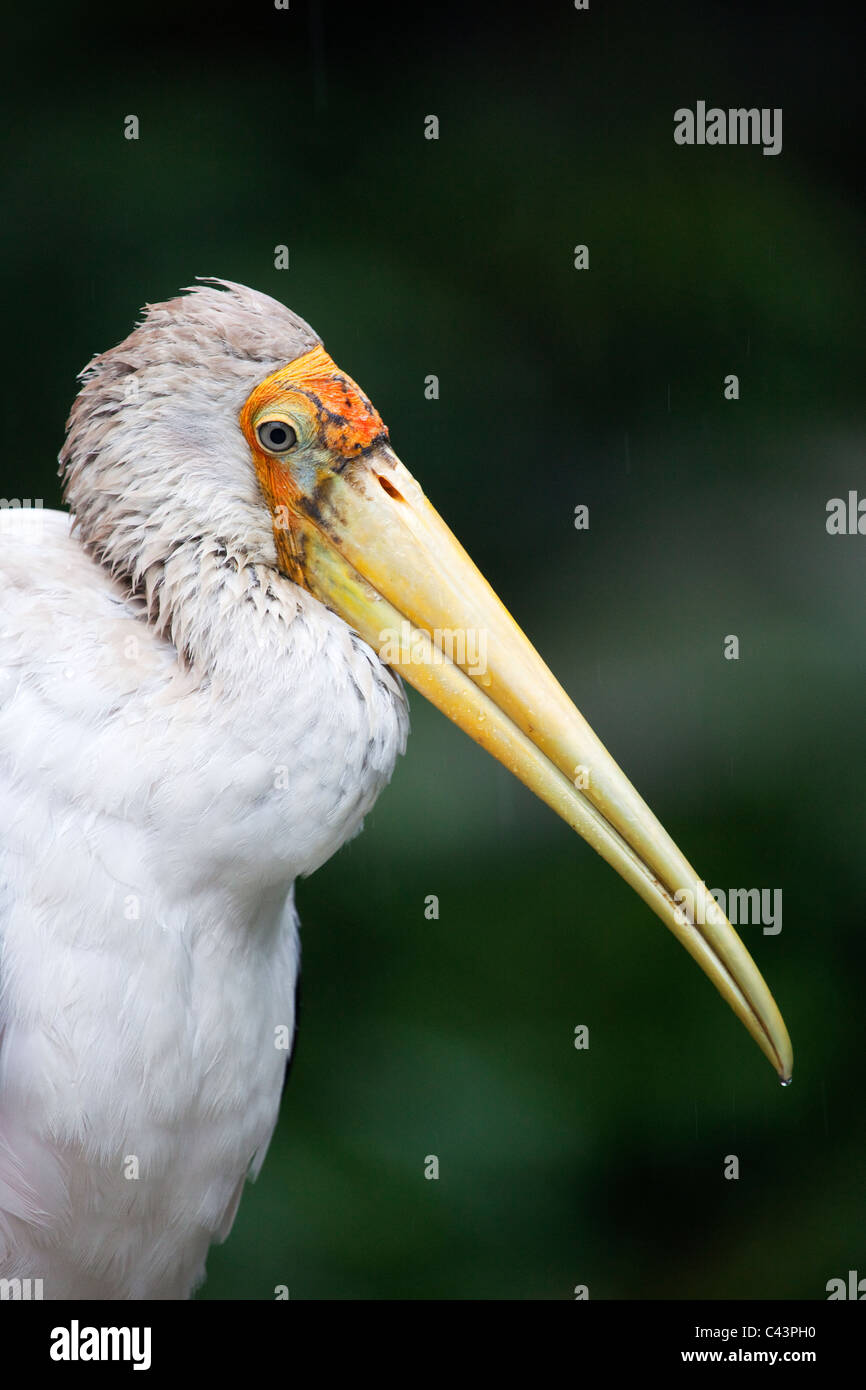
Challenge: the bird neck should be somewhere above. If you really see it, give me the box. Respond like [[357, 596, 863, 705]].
[[128, 534, 302, 680]]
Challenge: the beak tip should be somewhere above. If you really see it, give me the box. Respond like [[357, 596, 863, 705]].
[[776, 1038, 794, 1085]]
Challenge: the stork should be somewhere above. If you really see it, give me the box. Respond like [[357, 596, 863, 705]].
[[0, 281, 791, 1300]]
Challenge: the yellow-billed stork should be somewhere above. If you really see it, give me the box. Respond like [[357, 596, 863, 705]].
[[0, 281, 791, 1299]]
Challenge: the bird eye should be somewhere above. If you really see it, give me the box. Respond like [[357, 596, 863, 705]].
[[256, 419, 298, 454]]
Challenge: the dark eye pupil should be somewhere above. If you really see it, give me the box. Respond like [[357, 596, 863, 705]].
[[258, 421, 296, 452]]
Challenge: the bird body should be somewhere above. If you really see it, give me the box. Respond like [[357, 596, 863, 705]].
[[0, 280, 790, 1299], [0, 506, 405, 1296]]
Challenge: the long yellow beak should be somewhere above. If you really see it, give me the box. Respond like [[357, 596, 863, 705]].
[[278, 442, 792, 1081]]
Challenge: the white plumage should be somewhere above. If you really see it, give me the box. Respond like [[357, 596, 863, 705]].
[[0, 283, 407, 1297]]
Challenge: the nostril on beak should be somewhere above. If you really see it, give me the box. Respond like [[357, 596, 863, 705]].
[[377, 475, 405, 502]]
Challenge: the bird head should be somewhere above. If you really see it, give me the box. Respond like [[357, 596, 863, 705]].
[[60, 279, 792, 1081]]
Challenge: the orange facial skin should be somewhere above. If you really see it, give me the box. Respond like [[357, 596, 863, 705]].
[[240, 345, 389, 583], [241, 344, 387, 461]]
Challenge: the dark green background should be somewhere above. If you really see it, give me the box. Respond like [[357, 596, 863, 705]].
[[2, 1, 863, 1298]]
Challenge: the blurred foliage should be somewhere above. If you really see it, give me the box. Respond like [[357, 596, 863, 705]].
[[1, 0, 863, 1298]]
